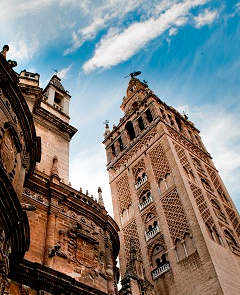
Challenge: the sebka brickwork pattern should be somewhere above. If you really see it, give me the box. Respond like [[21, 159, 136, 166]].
[[161, 188, 190, 244], [149, 142, 171, 184], [116, 173, 132, 213]]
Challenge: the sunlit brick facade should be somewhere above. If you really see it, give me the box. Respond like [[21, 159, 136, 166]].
[[0, 47, 120, 295], [103, 77, 240, 295]]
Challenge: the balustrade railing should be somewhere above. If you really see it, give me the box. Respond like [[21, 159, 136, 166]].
[[152, 262, 170, 279], [139, 195, 153, 211], [135, 175, 148, 190], [145, 224, 160, 241]]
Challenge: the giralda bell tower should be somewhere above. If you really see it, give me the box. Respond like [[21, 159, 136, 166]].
[[103, 75, 240, 295]]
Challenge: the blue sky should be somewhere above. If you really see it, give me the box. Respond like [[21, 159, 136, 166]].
[[1, 0, 240, 215]]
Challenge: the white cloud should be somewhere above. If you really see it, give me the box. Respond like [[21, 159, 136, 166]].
[[58, 64, 73, 79], [83, 0, 208, 72], [169, 27, 178, 36], [70, 146, 113, 215], [0, 0, 56, 22], [64, 0, 144, 55], [194, 8, 219, 28], [64, 32, 83, 55], [177, 103, 240, 204], [8, 36, 40, 62]]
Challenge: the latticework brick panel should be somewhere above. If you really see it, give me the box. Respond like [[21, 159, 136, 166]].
[[161, 188, 190, 243], [149, 142, 170, 183], [116, 173, 132, 213], [122, 221, 142, 262]]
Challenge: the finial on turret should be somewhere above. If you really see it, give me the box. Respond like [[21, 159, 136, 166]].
[[103, 120, 111, 138], [98, 187, 105, 208], [182, 111, 188, 120], [1, 45, 9, 59]]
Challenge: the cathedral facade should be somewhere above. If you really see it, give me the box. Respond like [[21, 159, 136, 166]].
[[0, 47, 120, 295], [103, 77, 240, 295]]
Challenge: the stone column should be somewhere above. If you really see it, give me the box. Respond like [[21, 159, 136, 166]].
[[43, 209, 56, 267], [105, 238, 115, 295], [133, 120, 141, 137]]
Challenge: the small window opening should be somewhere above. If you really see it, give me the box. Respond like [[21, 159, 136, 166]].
[[138, 116, 145, 130], [54, 92, 62, 105], [125, 121, 136, 141], [118, 137, 123, 151], [146, 109, 153, 123], [111, 144, 116, 156], [175, 116, 182, 131]]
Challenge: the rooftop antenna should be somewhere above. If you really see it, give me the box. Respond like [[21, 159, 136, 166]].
[[124, 71, 141, 78]]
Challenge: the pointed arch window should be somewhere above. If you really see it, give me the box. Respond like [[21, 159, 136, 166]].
[[137, 116, 145, 130], [125, 121, 135, 141], [224, 229, 240, 254], [151, 244, 170, 279], [146, 109, 153, 123]]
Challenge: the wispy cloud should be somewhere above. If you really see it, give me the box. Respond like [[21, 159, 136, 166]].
[[58, 64, 73, 79], [176, 103, 240, 204], [64, 0, 144, 55], [8, 35, 40, 62], [193, 8, 219, 28], [83, 0, 208, 72], [70, 146, 113, 214]]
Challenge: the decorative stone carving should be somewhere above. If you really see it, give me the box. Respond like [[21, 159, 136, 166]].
[[67, 223, 99, 269], [149, 142, 171, 184], [116, 173, 132, 213], [161, 188, 190, 243], [19, 285, 30, 295]]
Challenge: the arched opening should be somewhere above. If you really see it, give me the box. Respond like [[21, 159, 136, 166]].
[[137, 116, 145, 130], [224, 229, 238, 250], [165, 173, 173, 188], [175, 239, 186, 261], [175, 116, 182, 131], [125, 121, 135, 141], [146, 109, 153, 123], [184, 234, 195, 255]]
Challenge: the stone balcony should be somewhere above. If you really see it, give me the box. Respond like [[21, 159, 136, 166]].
[[139, 195, 153, 211], [152, 262, 170, 280], [145, 224, 160, 242], [135, 175, 148, 190]]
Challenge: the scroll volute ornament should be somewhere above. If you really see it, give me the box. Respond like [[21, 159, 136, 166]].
[[0, 122, 22, 183]]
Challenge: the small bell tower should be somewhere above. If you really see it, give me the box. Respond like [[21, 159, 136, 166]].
[[18, 72, 77, 183]]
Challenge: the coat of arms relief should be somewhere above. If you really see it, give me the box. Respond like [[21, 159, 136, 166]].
[[57, 221, 106, 282]]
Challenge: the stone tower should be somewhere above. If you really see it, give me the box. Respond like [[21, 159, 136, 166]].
[[2, 69, 120, 295], [103, 77, 240, 295]]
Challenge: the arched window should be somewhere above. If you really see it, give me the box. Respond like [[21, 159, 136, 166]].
[[118, 136, 123, 151], [165, 173, 173, 187], [175, 116, 182, 131], [137, 116, 145, 130], [152, 244, 166, 270], [224, 230, 238, 250], [184, 234, 195, 256], [159, 178, 166, 194], [175, 239, 186, 261], [110, 144, 116, 157], [211, 199, 226, 222], [158, 173, 173, 194], [125, 121, 135, 141], [146, 109, 153, 123]]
